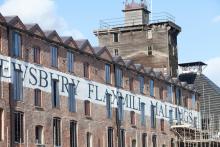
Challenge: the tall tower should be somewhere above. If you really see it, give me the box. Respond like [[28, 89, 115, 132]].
[[94, 0, 181, 77]]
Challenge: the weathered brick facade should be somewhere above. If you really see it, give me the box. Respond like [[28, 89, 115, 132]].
[[0, 12, 200, 147]]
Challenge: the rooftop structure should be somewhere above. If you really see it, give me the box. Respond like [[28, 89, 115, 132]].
[[94, 0, 181, 77]]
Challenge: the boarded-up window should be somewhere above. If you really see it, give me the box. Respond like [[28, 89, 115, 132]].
[[161, 119, 165, 131], [83, 62, 90, 78], [33, 47, 40, 64], [85, 100, 91, 116], [130, 111, 136, 125], [129, 77, 134, 91], [34, 89, 41, 107]]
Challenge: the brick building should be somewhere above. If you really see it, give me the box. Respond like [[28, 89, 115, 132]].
[[94, 1, 180, 77], [0, 11, 200, 147]]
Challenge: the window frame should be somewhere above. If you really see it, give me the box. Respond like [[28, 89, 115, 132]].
[[14, 111, 24, 143], [12, 31, 22, 58], [139, 76, 144, 94], [106, 93, 112, 119], [105, 64, 111, 84], [83, 62, 90, 79], [33, 47, 40, 64], [34, 89, 42, 108], [140, 102, 146, 126], [67, 51, 74, 73], [68, 83, 76, 112], [51, 79, 60, 108], [113, 33, 119, 43], [53, 117, 61, 146], [13, 69, 23, 101], [84, 100, 91, 117], [149, 79, 154, 97], [115, 66, 123, 88], [107, 127, 113, 147], [70, 120, 77, 147], [51, 46, 58, 67], [35, 125, 44, 145]]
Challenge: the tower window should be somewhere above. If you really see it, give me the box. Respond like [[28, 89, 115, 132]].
[[148, 46, 153, 56], [113, 33, 119, 42], [114, 49, 119, 56]]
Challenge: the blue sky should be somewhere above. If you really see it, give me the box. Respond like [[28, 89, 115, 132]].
[[0, 0, 219, 85], [55, 0, 220, 62]]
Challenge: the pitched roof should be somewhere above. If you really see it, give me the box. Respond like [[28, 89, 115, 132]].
[[75, 39, 87, 49], [179, 73, 220, 116]]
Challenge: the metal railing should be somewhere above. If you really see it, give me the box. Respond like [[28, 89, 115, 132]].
[[99, 12, 175, 29]]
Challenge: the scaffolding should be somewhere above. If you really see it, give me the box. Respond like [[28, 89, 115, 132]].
[[171, 114, 220, 147]]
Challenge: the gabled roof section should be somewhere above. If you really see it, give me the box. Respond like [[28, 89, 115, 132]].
[[134, 64, 145, 73], [75, 39, 95, 54], [44, 30, 63, 43], [25, 24, 45, 37], [113, 56, 125, 66], [61, 36, 78, 49], [5, 16, 26, 30], [0, 13, 5, 22], [93, 46, 112, 61], [124, 60, 136, 70]]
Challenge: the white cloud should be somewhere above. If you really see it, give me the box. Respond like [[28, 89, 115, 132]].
[[212, 16, 220, 23], [0, 0, 84, 39], [204, 57, 220, 87]]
